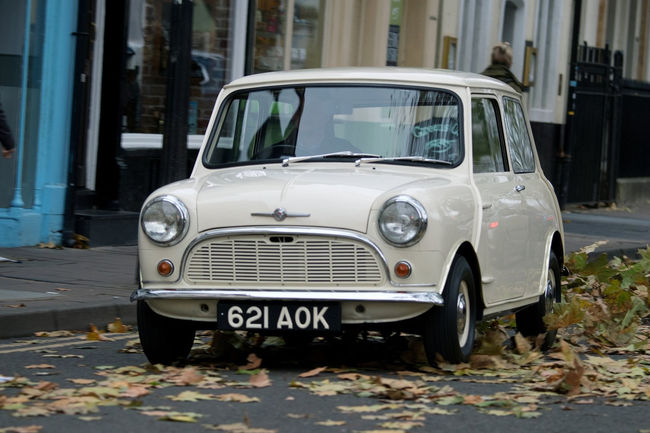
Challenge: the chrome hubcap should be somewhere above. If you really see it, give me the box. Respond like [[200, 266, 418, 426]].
[[456, 281, 470, 346], [544, 267, 556, 313]]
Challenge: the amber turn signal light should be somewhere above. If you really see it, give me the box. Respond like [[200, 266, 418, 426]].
[[157, 259, 174, 276], [394, 261, 412, 278]]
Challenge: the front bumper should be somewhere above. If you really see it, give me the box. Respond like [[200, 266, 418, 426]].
[[130, 288, 443, 305], [131, 288, 443, 324]]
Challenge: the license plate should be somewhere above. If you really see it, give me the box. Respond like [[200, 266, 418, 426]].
[[217, 301, 341, 331]]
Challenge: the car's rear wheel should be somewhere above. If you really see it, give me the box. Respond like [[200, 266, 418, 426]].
[[137, 300, 196, 364], [515, 251, 560, 349], [423, 255, 476, 364]]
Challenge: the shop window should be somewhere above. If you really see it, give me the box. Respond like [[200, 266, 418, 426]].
[[122, 0, 234, 138], [250, 0, 324, 74]]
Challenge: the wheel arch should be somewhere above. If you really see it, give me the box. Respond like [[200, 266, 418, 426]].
[[454, 241, 485, 320]]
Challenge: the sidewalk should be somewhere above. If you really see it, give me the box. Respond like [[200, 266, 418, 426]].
[[1, 204, 649, 339], [0, 246, 137, 338]]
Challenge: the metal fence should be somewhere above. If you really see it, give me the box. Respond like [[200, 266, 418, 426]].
[[560, 43, 623, 205]]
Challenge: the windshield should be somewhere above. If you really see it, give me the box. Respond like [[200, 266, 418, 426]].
[[203, 86, 462, 167]]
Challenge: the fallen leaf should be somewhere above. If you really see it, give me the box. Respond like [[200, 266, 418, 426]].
[[120, 385, 150, 398], [34, 381, 58, 392], [573, 399, 594, 404], [463, 395, 484, 405], [315, 420, 346, 426], [141, 410, 202, 422], [214, 393, 260, 403], [34, 330, 74, 337], [86, 324, 111, 341], [37, 242, 61, 249], [380, 421, 423, 430], [166, 367, 204, 386], [24, 364, 56, 370], [107, 318, 129, 333], [299, 366, 327, 378], [203, 422, 276, 433], [239, 353, 263, 370], [419, 407, 458, 415], [12, 406, 52, 417], [286, 413, 309, 419], [337, 373, 368, 381], [166, 391, 215, 402], [0, 426, 43, 433], [353, 430, 407, 433], [249, 370, 271, 388], [337, 404, 400, 413], [514, 333, 532, 354]]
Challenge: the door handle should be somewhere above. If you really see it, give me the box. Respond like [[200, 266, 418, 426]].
[[515, 184, 526, 192]]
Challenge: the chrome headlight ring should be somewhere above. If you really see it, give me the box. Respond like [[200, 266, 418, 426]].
[[378, 195, 428, 247], [140, 195, 190, 246]]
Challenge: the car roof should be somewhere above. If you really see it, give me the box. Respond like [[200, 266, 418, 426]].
[[224, 67, 518, 94]]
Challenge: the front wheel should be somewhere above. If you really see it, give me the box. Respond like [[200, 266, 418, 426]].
[[515, 251, 560, 348], [137, 300, 196, 365], [423, 256, 476, 364]]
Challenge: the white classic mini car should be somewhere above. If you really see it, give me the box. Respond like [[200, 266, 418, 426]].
[[132, 68, 564, 365]]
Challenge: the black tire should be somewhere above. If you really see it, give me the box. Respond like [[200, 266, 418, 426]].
[[134, 256, 140, 287], [137, 300, 196, 365], [515, 251, 560, 349], [423, 255, 476, 364]]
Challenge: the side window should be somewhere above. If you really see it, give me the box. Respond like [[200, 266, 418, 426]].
[[471, 98, 506, 173], [503, 97, 535, 173]]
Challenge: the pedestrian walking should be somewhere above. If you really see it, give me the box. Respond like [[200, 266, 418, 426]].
[[0, 100, 16, 159], [481, 42, 524, 93]]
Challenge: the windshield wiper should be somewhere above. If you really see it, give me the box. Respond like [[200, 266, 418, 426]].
[[354, 156, 453, 167], [282, 151, 381, 167]]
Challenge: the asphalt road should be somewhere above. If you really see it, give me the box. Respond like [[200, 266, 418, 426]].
[[1, 332, 648, 433]]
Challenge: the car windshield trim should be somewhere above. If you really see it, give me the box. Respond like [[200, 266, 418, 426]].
[[202, 84, 464, 169], [354, 156, 454, 167], [282, 151, 382, 167]]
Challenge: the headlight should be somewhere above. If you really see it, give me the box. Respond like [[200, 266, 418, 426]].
[[141, 195, 189, 246], [378, 196, 427, 246]]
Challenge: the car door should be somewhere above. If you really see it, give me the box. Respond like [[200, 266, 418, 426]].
[[501, 96, 547, 297], [471, 96, 528, 304]]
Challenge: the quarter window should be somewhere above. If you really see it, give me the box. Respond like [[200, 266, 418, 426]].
[[503, 97, 536, 173], [471, 98, 507, 173]]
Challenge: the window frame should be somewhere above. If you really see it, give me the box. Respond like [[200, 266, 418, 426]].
[[470, 95, 510, 174], [501, 96, 537, 174]]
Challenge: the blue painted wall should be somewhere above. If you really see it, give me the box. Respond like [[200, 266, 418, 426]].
[[0, 0, 78, 247]]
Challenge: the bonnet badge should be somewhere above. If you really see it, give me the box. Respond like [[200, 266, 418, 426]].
[[251, 208, 310, 221]]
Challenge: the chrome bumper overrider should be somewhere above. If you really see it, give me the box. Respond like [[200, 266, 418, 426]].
[[130, 288, 444, 305]]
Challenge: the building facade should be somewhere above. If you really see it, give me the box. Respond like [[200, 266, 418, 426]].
[[1, 0, 649, 247]]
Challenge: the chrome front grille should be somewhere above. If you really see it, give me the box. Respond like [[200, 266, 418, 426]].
[[185, 236, 384, 285]]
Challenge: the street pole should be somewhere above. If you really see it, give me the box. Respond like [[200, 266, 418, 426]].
[[558, 0, 582, 209], [62, 0, 92, 246], [160, 0, 194, 186]]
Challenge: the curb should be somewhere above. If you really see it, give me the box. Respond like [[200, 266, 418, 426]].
[[0, 301, 136, 339]]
